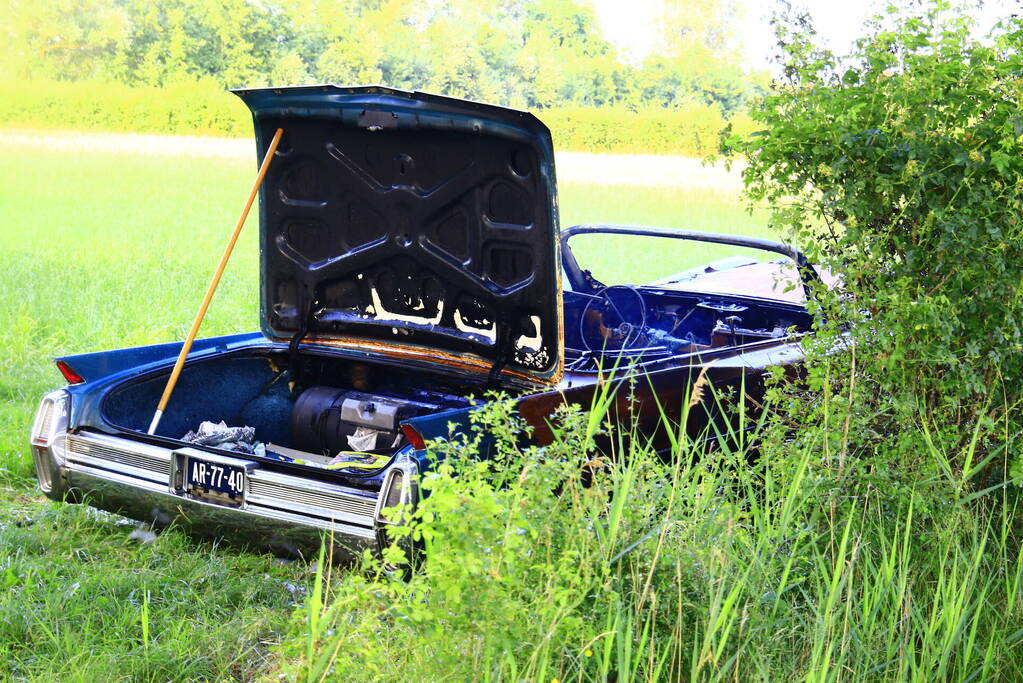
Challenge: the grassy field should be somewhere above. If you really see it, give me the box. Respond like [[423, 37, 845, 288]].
[[5, 142, 1019, 681], [0, 143, 770, 680]]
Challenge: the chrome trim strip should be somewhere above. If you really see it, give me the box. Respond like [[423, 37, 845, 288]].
[[243, 502, 377, 539], [66, 433, 171, 484], [66, 460, 171, 494], [247, 467, 377, 502], [248, 472, 377, 519], [68, 431, 171, 460], [246, 485, 377, 528], [65, 449, 169, 485]]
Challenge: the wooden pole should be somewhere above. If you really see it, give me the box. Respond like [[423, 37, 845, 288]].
[[147, 127, 284, 435]]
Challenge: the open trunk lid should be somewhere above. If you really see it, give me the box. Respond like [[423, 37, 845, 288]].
[[234, 85, 563, 386]]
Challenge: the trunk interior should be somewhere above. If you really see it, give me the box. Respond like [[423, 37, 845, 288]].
[[101, 350, 480, 470]]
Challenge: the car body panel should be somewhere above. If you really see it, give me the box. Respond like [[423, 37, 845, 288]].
[[55, 332, 264, 385]]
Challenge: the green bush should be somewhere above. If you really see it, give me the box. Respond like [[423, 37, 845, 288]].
[[0, 79, 748, 156], [0, 79, 251, 137], [543, 103, 730, 156], [728, 2, 1023, 486]]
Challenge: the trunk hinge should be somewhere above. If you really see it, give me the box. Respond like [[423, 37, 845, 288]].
[[487, 318, 514, 388], [288, 293, 315, 372]]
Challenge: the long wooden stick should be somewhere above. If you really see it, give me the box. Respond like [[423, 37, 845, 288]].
[[147, 127, 284, 435]]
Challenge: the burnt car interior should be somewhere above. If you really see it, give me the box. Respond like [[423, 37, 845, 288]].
[[560, 225, 816, 374], [102, 351, 476, 478]]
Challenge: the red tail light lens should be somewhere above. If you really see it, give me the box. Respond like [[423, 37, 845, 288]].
[[400, 423, 426, 450], [55, 360, 84, 385]]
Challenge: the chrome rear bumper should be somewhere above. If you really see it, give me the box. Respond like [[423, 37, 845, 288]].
[[32, 426, 414, 562]]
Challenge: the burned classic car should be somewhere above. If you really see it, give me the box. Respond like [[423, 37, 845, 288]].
[[29, 86, 817, 559]]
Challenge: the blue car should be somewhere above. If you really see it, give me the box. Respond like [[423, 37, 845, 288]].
[[29, 85, 819, 560]]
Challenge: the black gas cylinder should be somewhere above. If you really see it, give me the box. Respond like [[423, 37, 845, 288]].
[[290, 386, 358, 455]]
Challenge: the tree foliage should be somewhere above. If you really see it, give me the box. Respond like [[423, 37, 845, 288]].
[[1, 0, 762, 112]]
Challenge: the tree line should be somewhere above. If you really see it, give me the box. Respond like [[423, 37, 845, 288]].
[[3, 0, 764, 113]]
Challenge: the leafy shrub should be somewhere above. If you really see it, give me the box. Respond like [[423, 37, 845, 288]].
[[0, 79, 251, 136], [727, 2, 1023, 486], [543, 103, 733, 156]]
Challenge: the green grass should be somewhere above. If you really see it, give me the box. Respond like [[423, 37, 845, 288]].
[[0, 143, 764, 680], [0, 502, 306, 680], [5, 142, 1018, 681], [0, 147, 307, 680], [559, 183, 777, 285]]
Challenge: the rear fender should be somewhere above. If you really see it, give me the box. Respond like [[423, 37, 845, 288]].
[[55, 332, 265, 384]]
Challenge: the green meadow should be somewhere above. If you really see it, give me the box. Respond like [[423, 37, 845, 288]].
[[4, 142, 1018, 681], [0, 142, 763, 679]]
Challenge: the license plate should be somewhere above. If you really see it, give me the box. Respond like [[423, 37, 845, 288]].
[[172, 448, 254, 506], [187, 457, 246, 497]]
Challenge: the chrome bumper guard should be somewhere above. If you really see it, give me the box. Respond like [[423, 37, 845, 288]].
[[30, 399, 416, 561]]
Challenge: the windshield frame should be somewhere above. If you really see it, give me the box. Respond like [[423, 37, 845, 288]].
[[559, 224, 820, 302]]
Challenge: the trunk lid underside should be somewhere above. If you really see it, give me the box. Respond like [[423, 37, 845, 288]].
[[234, 85, 563, 386]]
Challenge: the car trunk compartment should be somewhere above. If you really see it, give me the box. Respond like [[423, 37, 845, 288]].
[[100, 350, 477, 470]]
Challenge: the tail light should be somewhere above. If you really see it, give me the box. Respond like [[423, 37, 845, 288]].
[[55, 360, 85, 385], [385, 469, 405, 510], [400, 423, 426, 450], [375, 460, 418, 526], [31, 390, 71, 497]]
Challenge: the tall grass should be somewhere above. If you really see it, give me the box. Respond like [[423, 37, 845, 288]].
[[276, 373, 1023, 680], [0, 500, 307, 679]]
